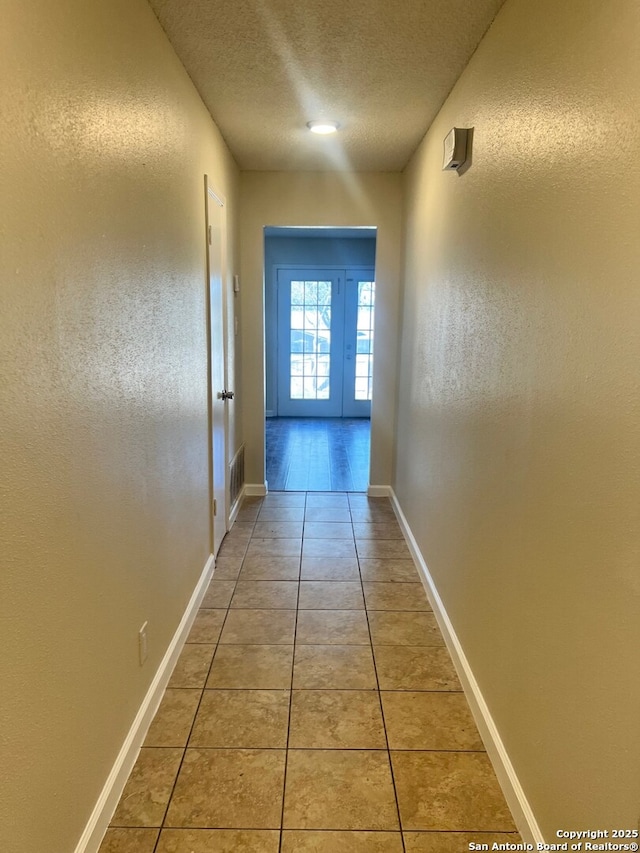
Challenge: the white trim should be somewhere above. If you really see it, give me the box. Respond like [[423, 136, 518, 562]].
[[367, 484, 391, 497], [389, 489, 545, 845], [244, 482, 268, 497], [74, 554, 215, 853], [207, 185, 225, 207]]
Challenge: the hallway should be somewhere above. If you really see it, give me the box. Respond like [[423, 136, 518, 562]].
[[100, 493, 519, 852]]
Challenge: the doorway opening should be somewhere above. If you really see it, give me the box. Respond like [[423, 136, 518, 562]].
[[264, 226, 377, 492]]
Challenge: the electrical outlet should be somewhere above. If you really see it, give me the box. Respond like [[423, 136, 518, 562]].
[[138, 622, 148, 666]]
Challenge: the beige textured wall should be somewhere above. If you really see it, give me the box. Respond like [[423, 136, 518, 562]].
[[0, 2, 238, 851], [239, 171, 403, 488], [396, 0, 640, 834]]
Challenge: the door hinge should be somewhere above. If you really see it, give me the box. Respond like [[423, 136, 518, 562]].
[[213, 498, 217, 516], [208, 225, 212, 245]]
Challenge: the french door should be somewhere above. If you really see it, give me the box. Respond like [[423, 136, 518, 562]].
[[276, 267, 375, 417]]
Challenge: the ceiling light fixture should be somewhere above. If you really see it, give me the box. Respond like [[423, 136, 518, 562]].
[[307, 120, 340, 135]]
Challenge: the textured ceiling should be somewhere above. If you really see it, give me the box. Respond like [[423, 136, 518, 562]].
[[147, 0, 506, 171]]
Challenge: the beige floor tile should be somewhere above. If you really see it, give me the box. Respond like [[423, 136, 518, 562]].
[[253, 520, 304, 539], [304, 507, 352, 522], [359, 559, 419, 582], [165, 748, 286, 829], [168, 644, 215, 688], [111, 748, 183, 827], [368, 611, 444, 646], [302, 539, 357, 558], [261, 492, 306, 507], [283, 750, 399, 830], [293, 644, 377, 689], [216, 543, 249, 561], [300, 557, 360, 580], [207, 644, 293, 689], [364, 582, 430, 611], [374, 646, 461, 691], [219, 609, 296, 644], [299, 581, 364, 610], [189, 689, 290, 748], [236, 506, 261, 522], [212, 561, 243, 580], [282, 830, 404, 852], [296, 610, 370, 645], [403, 832, 522, 852], [381, 692, 484, 750], [258, 506, 305, 522], [352, 522, 403, 539], [289, 690, 386, 749], [239, 555, 300, 580], [391, 752, 516, 831], [157, 829, 280, 852], [187, 609, 226, 644], [226, 521, 255, 541], [99, 828, 159, 853], [304, 521, 354, 539], [349, 507, 397, 523], [306, 493, 350, 508], [356, 539, 412, 559], [231, 580, 299, 609], [201, 580, 236, 609], [215, 550, 246, 569], [144, 689, 201, 747], [246, 538, 302, 558], [217, 539, 249, 559]]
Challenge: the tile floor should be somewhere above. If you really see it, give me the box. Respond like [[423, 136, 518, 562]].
[[100, 493, 520, 853]]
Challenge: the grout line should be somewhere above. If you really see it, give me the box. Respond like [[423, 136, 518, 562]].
[[136, 745, 488, 753], [130, 822, 524, 833], [357, 520, 407, 853], [277, 491, 305, 853]]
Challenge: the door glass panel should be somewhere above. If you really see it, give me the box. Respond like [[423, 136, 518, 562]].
[[289, 280, 332, 400], [354, 281, 375, 400]]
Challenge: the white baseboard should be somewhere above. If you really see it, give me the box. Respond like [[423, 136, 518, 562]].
[[74, 553, 215, 853], [367, 484, 392, 497], [244, 482, 268, 497], [389, 489, 544, 845]]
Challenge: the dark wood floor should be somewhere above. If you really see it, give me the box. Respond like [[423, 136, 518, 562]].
[[265, 417, 371, 492]]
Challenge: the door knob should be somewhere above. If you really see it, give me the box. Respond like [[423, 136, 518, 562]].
[[217, 390, 234, 400]]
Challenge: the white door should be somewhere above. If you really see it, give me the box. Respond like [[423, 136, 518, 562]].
[[206, 181, 229, 556], [276, 269, 344, 417], [276, 267, 374, 418]]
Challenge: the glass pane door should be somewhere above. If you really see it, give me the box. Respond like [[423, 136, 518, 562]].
[[277, 270, 343, 417], [355, 280, 375, 401], [342, 272, 375, 417], [289, 279, 332, 401]]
